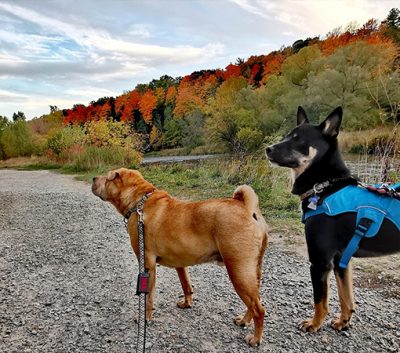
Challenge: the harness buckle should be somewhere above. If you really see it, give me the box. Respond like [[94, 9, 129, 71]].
[[137, 209, 144, 223], [313, 183, 324, 194]]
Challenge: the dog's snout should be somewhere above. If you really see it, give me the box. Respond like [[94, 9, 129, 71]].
[[93, 177, 97, 182], [266, 146, 273, 155]]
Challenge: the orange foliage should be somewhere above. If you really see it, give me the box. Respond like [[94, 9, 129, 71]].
[[165, 86, 177, 104], [173, 79, 204, 118], [120, 90, 141, 122], [154, 87, 166, 106], [139, 90, 157, 124], [261, 52, 285, 82]]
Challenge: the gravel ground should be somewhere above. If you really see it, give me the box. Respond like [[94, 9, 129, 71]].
[[1, 169, 399, 353]]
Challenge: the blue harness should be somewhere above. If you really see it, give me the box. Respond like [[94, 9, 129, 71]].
[[303, 183, 400, 269]]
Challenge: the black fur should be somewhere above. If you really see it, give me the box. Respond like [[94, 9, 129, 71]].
[[266, 106, 400, 332]]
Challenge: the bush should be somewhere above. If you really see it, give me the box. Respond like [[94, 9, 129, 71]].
[[47, 125, 85, 157], [1, 121, 35, 158]]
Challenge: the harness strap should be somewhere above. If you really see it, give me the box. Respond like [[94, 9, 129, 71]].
[[339, 218, 373, 269]]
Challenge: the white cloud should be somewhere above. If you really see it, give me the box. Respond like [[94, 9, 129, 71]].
[[128, 24, 153, 39], [230, 0, 270, 19], [0, 3, 224, 63], [0, 89, 28, 101], [64, 87, 116, 98], [229, 0, 399, 38]]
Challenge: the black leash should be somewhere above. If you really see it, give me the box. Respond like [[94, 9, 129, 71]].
[[124, 192, 153, 353]]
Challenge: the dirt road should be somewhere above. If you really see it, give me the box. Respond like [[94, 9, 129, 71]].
[[1, 170, 399, 353]]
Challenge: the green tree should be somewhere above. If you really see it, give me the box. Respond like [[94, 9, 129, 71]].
[[281, 45, 322, 86], [383, 8, 400, 44], [12, 111, 26, 122], [0, 116, 9, 159], [305, 41, 395, 128], [1, 120, 34, 158]]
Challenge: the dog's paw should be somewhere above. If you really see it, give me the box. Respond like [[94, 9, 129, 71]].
[[331, 316, 350, 331], [244, 334, 261, 347], [299, 318, 322, 333], [176, 298, 192, 309], [234, 313, 251, 327]]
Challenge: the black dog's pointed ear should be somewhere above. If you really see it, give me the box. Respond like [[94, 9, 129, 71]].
[[319, 107, 343, 137], [297, 106, 309, 125]]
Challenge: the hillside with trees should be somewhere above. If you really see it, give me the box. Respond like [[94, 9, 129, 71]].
[[0, 9, 399, 165]]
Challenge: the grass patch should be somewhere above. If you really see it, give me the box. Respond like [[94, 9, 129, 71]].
[[138, 158, 302, 235]]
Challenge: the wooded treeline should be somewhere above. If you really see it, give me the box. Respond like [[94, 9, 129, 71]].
[[0, 9, 399, 162]]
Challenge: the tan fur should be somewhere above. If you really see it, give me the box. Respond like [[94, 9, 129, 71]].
[[291, 146, 318, 181], [300, 271, 330, 332], [92, 168, 269, 346], [332, 262, 356, 330]]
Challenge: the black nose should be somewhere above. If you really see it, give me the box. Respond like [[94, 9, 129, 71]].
[[92, 177, 97, 182], [266, 146, 273, 155]]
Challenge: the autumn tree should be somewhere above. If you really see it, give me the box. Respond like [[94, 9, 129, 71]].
[[173, 77, 205, 118], [139, 90, 157, 124], [306, 41, 396, 128]]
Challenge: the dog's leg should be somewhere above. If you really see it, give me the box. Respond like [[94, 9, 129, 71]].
[[176, 267, 193, 309], [234, 309, 253, 327], [234, 233, 267, 329], [332, 260, 355, 330], [226, 262, 265, 347], [300, 262, 331, 332]]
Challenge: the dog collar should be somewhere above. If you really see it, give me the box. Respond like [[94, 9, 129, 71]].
[[124, 191, 155, 220], [300, 177, 356, 201], [300, 181, 330, 200]]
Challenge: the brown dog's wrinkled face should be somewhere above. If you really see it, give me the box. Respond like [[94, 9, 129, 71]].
[[92, 168, 143, 206]]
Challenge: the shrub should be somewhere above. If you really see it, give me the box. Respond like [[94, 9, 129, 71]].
[[47, 125, 85, 157], [1, 121, 35, 158]]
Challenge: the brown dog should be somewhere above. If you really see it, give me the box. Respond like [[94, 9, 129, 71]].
[[92, 168, 268, 346]]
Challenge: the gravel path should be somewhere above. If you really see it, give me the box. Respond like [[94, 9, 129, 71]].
[[1, 170, 399, 353]]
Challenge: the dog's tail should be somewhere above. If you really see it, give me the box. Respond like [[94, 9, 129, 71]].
[[233, 185, 260, 214], [233, 185, 269, 237]]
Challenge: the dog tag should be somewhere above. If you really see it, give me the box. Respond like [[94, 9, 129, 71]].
[[307, 195, 319, 210]]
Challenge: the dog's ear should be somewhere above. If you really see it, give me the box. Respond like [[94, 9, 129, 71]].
[[107, 170, 120, 181], [297, 106, 309, 125], [319, 107, 342, 137]]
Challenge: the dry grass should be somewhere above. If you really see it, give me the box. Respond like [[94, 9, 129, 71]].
[[0, 156, 53, 169]]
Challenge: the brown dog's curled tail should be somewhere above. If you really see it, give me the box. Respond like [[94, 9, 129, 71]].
[[233, 185, 259, 213]]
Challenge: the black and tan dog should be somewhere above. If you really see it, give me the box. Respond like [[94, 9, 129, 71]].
[[92, 168, 268, 346], [266, 106, 400, 332]]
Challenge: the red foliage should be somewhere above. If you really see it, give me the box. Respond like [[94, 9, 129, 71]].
[[119, 90, 141, 122], [224, 64, 242, 80]]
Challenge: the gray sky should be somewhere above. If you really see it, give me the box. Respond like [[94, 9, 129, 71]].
[[0, 0, 397, 119]]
